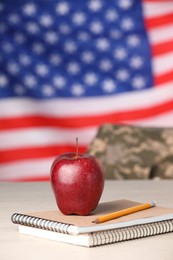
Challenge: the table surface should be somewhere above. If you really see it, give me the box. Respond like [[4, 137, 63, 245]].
[[1, 180, 173, 260]]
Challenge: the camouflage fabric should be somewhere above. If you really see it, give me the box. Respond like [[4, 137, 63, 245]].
[[87, 124, 173, 179]]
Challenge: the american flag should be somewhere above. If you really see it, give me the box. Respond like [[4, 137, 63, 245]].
[[0, 0, 173, 181]]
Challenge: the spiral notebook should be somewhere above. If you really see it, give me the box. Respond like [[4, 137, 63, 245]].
[[11, 200, 173, 247]]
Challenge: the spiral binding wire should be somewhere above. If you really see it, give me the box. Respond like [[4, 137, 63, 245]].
[[11, 213, 71, 234], [90, 219, 173, 246]]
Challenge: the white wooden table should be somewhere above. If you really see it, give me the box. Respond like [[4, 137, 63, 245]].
[[1, 180, 173, 260]]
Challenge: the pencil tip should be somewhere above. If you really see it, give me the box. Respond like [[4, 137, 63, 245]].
[[92, 219, 99, 224]]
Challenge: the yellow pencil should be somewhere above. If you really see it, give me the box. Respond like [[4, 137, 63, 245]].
[[93, 201, 156, 224]]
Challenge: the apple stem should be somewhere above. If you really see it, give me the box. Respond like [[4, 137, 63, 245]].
[[76, 136, 79, 159]]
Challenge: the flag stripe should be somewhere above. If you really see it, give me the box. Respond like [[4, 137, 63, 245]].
[[147, 24, 173, 44], [144, 1, 173, 19], [152, 52, 173, 75], [144, 0, 173, 87], [0, 108, 173, 176], [11, 176, 50, 182], [0, 99, 173, 130], [0, 158, 54, 181], [155, 71, 173, 85], [0, 127, 95, 149], [2, 109, 173, 164], [0, 145, 87, 163], [145, 13, 173, 28], [1, 109, 173, 181], [1, 83, 173, 119], [152, 40, 173, 55], [125, 110, 173, 127]]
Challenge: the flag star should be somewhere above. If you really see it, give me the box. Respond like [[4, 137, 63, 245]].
[[42, 84, 55, 96], [110, 29, 122, 39], [114, 47, 127, 60], [19, 54, 31, 66], [24, 75, 37, 88], [49, 54, 62, 65], [39, 14, 53, 27], [56, 2, 70, 15], [96, 38, 110, 51], [99, 59, 113, 71], [59, 24, 71, 34], [132, 76, 145, 89], [81, 51, 95, 63], [26, 22, 40, 34], [118, 0, 133, 9], [88, 0, 103, 12], [90, 21, 103, 34], [105, 10, 118, 22], [121, 18, 134, 30], [130, 56, 143, 69], [45, 31, 58, 44], [8, 14, 20, 24], [23, 3, 37, 16], [0, 74, 8, 87], [0, 24, 6, 33], [2, 43, 13, 53], [64, 41, 77, 53], [67, 62, 80, 75], [36, 64, 49, 76], [7, 62, 19, 75], [32, 43, 45, 54], [84, 72, 98, 86], [14, 84, 25, 95], [14, 33, 26, 44], [53, 75, 66, 88], [116, 69, 129, 81], [72, 12, 86, 25], [102, 79, 116, 93], [0, 3, 4, 11], [78, 32, 90, 42], [71, 83, 84, 96], [127, 35, 140, 47]]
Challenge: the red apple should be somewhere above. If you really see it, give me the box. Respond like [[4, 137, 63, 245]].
[[50, 140, 104, 215]]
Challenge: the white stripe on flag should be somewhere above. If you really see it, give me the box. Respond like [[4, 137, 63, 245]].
[[144, 1, 173, 18], [148, 24, 173, 44], [125, 110, 173, 127], [153, 52, 173, 75], [2, 110, 173, 152], [0, 158, 53, 181], [0, 127, 96, 150], [0, 82, 173, 118]]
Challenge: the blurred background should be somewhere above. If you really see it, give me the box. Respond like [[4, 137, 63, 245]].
[[0, 0, 173, 181]]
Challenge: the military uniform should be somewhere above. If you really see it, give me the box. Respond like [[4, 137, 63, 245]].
[[87, 124, 173, 179]]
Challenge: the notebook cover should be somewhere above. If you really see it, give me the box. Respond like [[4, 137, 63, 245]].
[[23, 199, 173, 228]]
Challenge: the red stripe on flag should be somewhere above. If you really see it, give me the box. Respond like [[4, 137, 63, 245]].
[[144, 0, 173, 2], [152, 40, 173, 55], [145, 13, 173, 28], [4, 176, 50, 182], [155, 71, 173, 85], [0, 100, 173, 129], [0, 145, 87, 163]]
